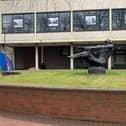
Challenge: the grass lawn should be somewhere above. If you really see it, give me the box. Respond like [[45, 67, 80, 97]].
[[0, 69, 126, 89]]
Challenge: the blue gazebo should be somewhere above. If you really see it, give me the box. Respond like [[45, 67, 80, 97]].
[[0, 51, 14, 72]]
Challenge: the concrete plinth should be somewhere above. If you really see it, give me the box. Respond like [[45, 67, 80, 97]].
[[88, 67, 106, 74]]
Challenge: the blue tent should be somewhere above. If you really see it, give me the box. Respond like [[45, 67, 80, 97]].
[[0, 51, 14, 72]]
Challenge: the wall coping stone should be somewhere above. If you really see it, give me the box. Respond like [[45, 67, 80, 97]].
[[0, 84, 126, 93]]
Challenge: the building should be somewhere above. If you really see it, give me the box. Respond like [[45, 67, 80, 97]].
[[0, 0, 126, 70]]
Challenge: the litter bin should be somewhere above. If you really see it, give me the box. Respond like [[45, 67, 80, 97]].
[[41, 63, 46, 69]]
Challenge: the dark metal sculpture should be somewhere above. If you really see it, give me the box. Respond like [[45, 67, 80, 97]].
[[69, 40, 114, 74]]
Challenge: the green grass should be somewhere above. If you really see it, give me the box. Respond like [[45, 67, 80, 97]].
[[0, 69, 126, 89]]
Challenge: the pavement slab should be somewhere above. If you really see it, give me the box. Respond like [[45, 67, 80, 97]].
[[0, 111, 125, 126]]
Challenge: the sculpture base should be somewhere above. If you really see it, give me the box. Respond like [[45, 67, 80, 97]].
[[88, 67, 106, 74]]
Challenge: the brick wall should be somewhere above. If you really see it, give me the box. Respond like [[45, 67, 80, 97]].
[[0, 85, 126, 123]]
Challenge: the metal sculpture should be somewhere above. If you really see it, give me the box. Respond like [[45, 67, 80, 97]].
[[69, 40, 113, 74]]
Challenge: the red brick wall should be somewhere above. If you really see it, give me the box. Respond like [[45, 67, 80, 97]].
[[0, 85, 126, 123]]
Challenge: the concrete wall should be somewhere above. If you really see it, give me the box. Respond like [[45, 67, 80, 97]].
[[3, 0, 126, 12], [0, 0, 110, 13], [112, 0, 126, 8], [0, 85, 126, 123], [0, 0, 126, 45]]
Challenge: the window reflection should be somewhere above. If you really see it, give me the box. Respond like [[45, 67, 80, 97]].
[[2, 13, 34, 33], [112, 9, 126, 30], [73, 10, 109, 31], [37, 12, 70, 32]]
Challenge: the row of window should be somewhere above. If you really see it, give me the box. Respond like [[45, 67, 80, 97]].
[[2, 9, 126, 33]]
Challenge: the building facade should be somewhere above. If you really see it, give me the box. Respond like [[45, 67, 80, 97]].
[[0, 0, 126, 70]]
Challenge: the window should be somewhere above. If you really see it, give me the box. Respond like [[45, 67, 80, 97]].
[[73, 10, 109, 31], [2, 13, 34, 33], [112, 9, 126, 30], [85, 15, 96, 25], [113, 46, 126, 69], [48, 17, 59, 27], [37, 12, 70, 32]]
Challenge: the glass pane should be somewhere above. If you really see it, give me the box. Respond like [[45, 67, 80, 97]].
[[97, 10, 109, 30], [112, 10, 122, 30], [124, 14, 126, 24], [2, 15, 13, 33], [60, 12, 70, 32], [73, 12, 85, 31], [48, 17, 59, 27], [85, 16, 96, 25], [13, 19, 23, 28], [12, 14, 23, 33], [2, 14, 34, 33], [24, 14, 34, 32], [37, 13, 48, 32], [47, 13, 59, 32], [112, 9, 126, 30], [73, 10, 109, 31], [37, 12, 70, 32]]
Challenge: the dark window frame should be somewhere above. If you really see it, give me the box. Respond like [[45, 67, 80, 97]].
[[73, 9, 109, 32], [37, 11, 71, 33], [2, 13, 34, 33], [112, 8, 126, 30]]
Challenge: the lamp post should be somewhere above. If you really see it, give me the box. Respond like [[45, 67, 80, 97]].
[[108, 0, 112, 70]]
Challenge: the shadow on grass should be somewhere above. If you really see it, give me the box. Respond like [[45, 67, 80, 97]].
[[72, 70, 121, 76], [71, 70, 88, 76], [2, 71, 21, 76]]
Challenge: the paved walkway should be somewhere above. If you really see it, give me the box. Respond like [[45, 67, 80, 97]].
[[0, 111, 125, 126]]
